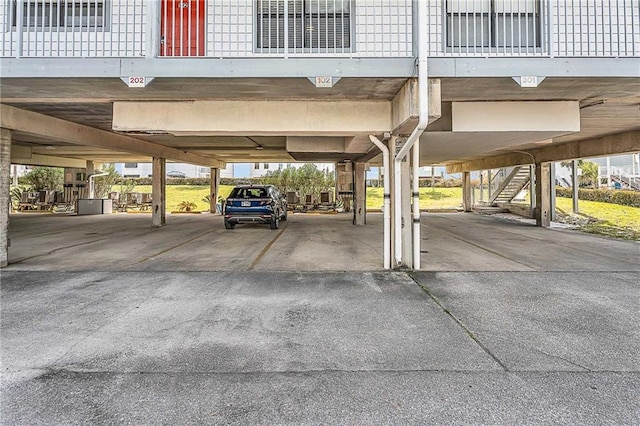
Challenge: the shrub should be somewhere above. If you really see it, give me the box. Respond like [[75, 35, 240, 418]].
[[22, 166, 63, 191], [177, 201, 197, 212], [556, 188, 640, 208]]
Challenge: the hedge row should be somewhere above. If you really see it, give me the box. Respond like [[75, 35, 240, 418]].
[[556, 188, 640, 208]]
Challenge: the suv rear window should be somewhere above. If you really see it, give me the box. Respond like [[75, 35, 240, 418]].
[[229, 187, 268, 198]]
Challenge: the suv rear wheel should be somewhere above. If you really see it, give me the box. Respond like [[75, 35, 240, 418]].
[[224, 221, 235, 229]]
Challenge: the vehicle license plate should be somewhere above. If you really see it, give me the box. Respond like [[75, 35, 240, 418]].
[[241, 201, 251, 207]]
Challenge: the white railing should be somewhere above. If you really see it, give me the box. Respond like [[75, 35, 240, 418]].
[[0, 0, 146, 57], [599, 165, 640, 190], [1, 0, 638, 59], [427, 0, 639, 57], [1, 0, 413, 58], [197, 0, 415, 58]]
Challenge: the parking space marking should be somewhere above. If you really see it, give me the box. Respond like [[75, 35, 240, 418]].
[[248, 222, 288, 271]]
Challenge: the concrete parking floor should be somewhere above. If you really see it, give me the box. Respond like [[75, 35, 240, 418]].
[[4, 211, 639, 272], [1, 212, 639, 423]]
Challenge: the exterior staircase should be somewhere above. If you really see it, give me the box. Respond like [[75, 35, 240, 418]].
[[489, 166, 531, 204], [610, 171, 640, 191]]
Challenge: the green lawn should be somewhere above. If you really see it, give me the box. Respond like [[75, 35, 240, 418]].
[[367, 187, 463, 210], [131, 185, 234, 212], [556, 197, 640, 240]]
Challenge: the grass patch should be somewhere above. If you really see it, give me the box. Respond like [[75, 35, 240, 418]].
[[555, 197, 640, 241], [132, 185, 234, 212], [366, 187, 462, 209]]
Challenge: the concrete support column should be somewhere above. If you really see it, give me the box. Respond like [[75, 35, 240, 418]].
[[152, 157, 166, 227], [1, 128, 11, 267], [529, 165, 536, 215], [462, 171, 472, 212], [86, 161, 95, 179], [354, 162, 366, 225], [572, 159, 579, 213], [209, 167, 220, 214], [487, 169, 493, 200], [535, 162, 551, 227]]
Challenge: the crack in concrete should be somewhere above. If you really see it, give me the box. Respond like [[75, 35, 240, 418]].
[[408, 272, 510, 372], [533, 348, 593, 372]]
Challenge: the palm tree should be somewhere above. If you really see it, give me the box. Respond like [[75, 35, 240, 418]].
[[560, 160, 599, 188]]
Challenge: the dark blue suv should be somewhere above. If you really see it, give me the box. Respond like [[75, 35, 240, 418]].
[[223, 185, 287, 230]]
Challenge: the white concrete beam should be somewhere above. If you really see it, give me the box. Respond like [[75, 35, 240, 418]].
[[391, 78, 442, 134], [452, 101, 580, 132], [286, 137, 346, 153], [113, 101, 391, 136], [446, 130, 640, 173], [1, 105, 225, 169], [11, 145, 87, 168]]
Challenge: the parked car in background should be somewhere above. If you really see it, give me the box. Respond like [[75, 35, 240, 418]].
[[223, 185, 287, 230], [167, 171, 187, 178]]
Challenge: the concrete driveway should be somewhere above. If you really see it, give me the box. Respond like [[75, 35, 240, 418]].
[[1, 212, 639, 423]]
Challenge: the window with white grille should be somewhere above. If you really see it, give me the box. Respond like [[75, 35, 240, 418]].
[[10, 0, 108, 29], [446, 0, 540, 49], [256, 0, 351, 52]]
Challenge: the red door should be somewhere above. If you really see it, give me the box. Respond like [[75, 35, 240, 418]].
[[160, 0, 205, 56]]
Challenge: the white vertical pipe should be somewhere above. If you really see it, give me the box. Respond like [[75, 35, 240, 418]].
[[572, 159, 579, 213], [369, 135, 390, 270], [412, 138, 420, 270], [393, 0, 428, 268]]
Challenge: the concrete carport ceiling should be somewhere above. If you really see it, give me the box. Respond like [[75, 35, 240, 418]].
[[1, 77, 409, 164], [420, 77, 640, 166], [2, 76, 639, 166]]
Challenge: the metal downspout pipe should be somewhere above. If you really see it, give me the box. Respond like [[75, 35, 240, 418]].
[[369, 135, 391, 269], [412, 136, 421, 269], [393, 0, 428, 268]]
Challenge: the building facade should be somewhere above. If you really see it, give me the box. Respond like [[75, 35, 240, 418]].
[[114, 162, 234, 178]]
